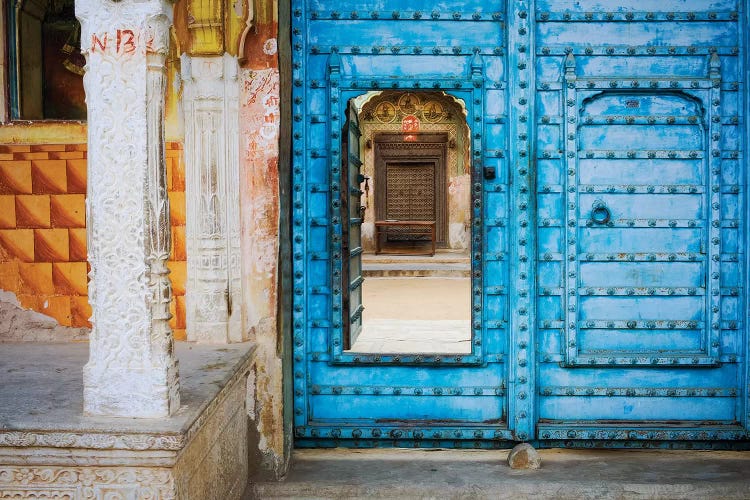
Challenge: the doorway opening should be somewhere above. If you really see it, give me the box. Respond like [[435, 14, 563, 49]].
[[343, 91, 473, 354]]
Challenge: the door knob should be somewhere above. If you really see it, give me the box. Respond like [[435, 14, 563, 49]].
[[590, 200, 611, 225]]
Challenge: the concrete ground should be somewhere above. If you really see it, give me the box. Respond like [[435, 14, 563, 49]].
[[360, 277, 470, 321], [253, 448, 750, 499]]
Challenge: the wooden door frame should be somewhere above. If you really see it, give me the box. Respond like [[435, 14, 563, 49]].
[[373, 132, 449, 247]]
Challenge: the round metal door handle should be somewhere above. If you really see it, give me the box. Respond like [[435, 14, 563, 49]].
[[591, 200, 611, 225]]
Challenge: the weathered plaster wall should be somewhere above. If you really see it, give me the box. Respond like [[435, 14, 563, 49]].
[[238, 0, 285, 477], [0, 144, 90, 329]]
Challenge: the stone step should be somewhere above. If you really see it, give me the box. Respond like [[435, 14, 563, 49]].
[[362, 253, 470, 265], [362, 263, 470, 278], [252, 448, 750, 499], [362, 251, 471, 277]]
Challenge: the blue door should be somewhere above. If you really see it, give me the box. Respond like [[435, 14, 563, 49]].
[[532, 0, 748, 443], [291, 0, 749, 447]]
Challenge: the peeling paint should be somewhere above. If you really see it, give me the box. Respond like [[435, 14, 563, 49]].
[[239, 61, 284, 471]]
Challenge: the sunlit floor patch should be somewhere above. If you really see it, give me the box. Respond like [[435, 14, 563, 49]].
[[350, 319, 472, 354], [349, 276, 472, 354]]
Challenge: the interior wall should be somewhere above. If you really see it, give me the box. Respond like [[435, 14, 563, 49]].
[[17, 1, 44, 119], [357, 91, 471, 252]]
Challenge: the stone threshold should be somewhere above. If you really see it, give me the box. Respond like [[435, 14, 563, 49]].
[[0, 341, 257, 498], [254, 448, 750, 499]]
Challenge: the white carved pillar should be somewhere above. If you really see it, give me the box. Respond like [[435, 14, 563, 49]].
[[77, 0, 180, 417], [181, 53, 243, 344]]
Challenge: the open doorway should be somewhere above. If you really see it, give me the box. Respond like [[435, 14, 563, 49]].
[[343, 91, 472, 354]]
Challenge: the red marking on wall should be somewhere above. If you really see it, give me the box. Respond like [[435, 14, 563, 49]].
[[116, 29, 136, 55], [90, 29, 154, 56], [402, 115, 420, 132], [402, 115, 420, 142], [91, 33, 108, 53]]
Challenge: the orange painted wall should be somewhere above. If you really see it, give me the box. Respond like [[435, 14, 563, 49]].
[[0, 142, 188, 340]]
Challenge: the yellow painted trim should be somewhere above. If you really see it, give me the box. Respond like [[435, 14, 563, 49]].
[[186, 0, 225, 55], [180, 0, 254, 56], [0, 121, 87, 144], [0, 121, 183, 144], [227, 0, 253, 57]]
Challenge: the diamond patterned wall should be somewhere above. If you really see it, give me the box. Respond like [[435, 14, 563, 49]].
[[0, 142, 187, 339]]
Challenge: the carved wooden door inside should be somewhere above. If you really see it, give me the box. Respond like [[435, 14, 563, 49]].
[[375, 135, 448, 247], [386, 162, 436, 222]]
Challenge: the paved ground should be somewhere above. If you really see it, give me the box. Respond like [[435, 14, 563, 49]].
[[252, 448, 750, 499], [352, 319, 471, 353]]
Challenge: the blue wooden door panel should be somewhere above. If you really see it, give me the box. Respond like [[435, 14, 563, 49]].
[[293, 0, 514, 445], [539, 398, 737, 422], [293, 0, 749, 446], [534, 0, 746, 440], [309, 22, 504, 49], [308, 0, 500, 10], [311, 364, 506, 383], [538, 363, 741, 386]]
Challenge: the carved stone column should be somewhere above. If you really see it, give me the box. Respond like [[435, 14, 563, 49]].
[[181, 53, 243, 344], [77, 0, 180, 417]]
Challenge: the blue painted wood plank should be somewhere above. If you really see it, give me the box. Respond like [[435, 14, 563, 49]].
[[538, 396, 736, 421], [311, 395, 505, 422]]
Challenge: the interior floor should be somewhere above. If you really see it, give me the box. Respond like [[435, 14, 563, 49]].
[[349, 275, 471, 354]]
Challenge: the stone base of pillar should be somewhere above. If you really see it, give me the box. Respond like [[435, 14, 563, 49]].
[[0, 342, 257, 498], [83, 361, 180, 418]]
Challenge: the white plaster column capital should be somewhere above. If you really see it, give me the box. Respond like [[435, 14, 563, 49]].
[[76, 0, 173, 52], [77, 0, 180, 418]]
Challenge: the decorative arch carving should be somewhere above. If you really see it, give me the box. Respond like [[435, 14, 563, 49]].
[[175, 0, 253, 56]]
